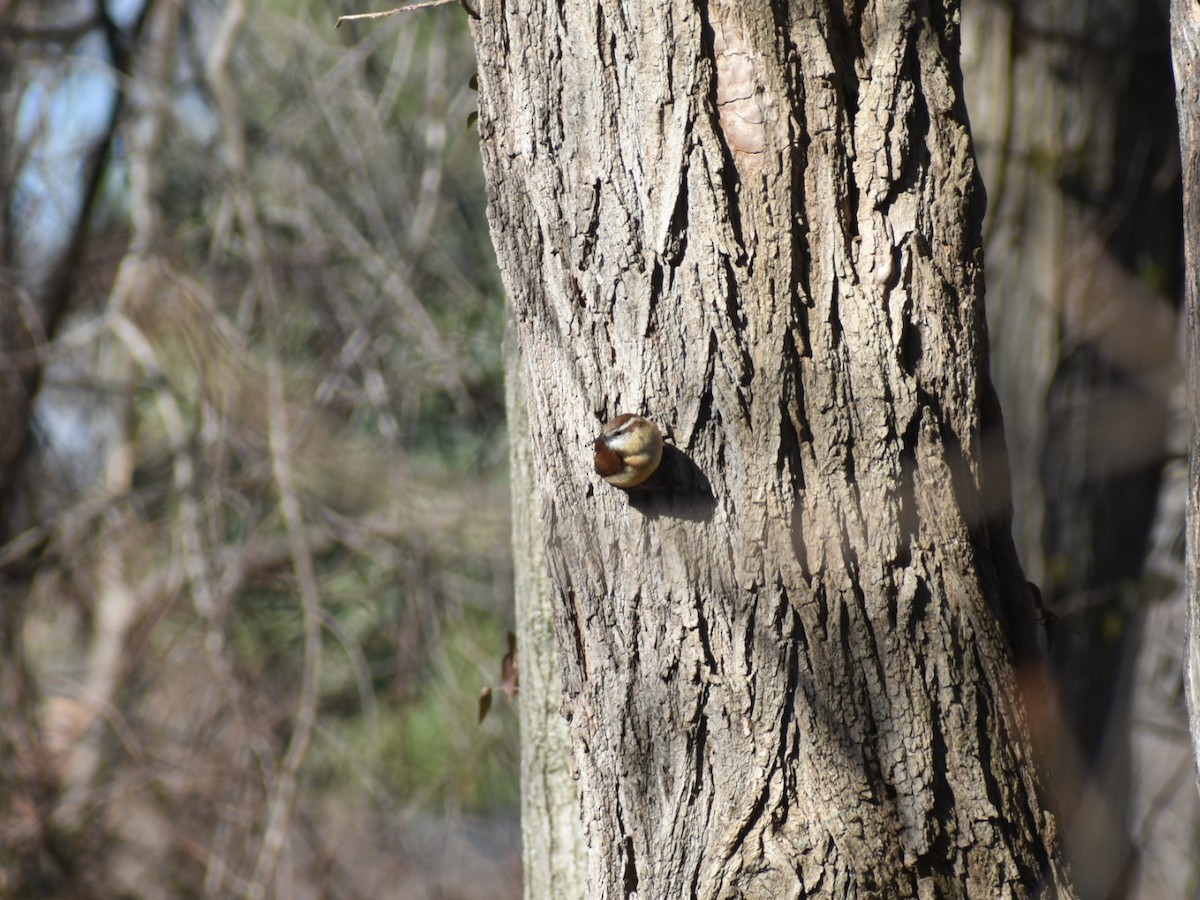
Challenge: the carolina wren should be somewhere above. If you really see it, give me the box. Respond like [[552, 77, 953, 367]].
[[593, 414, 664, 488]]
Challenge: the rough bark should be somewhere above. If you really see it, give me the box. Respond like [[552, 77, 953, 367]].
[[474, 1, 1072, 896], [1172, 0, 1200, 802]]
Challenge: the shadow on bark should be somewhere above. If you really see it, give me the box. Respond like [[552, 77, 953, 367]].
[[626, 446, 716, 522]]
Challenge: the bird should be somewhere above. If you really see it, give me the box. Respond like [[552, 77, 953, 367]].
[[593, 414, 664, 488]]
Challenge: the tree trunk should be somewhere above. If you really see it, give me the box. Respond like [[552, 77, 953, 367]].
[[1171, 0, 1200, 802], [965, 3, 1188, 895], [473, 1, 1073, 895], [507, 323, 589, 897]]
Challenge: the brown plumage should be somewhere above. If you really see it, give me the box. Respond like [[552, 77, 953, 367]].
[[593, 414, 664, 488]]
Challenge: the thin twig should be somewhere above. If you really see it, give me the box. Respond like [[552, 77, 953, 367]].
[[335, 0, 457, 28]]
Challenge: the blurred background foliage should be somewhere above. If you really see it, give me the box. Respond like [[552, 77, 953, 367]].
[[963, 2, 1193, 896], [0, 1, 518, 897]]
